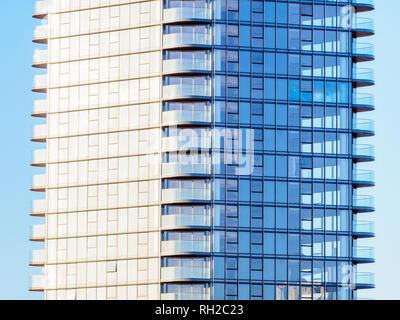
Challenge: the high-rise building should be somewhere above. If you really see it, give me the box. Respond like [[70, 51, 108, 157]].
[[30, 0, 375, 300]]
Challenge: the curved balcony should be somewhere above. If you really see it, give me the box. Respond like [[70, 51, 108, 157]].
[[354, 272, 375, 289], [32, 99, 47, 118], [30, 224, 45, 242], [352, 144, 375, 162], [161, 240, 210, 256], [163, 59, 211, 76], [161, 214, 211, 230], [162, 188, 211, 204], [352, 42, 374, 63], [162, 163, 211, 178], [353, 220, 375, 238], [163, 7, 212, 24], [31, 124, 47, 142], [33, 24, 48, 44], [352, 17, 375, 38], [31, 174, 46, 192], [353, 195, 375, 213], [32, 74, 47, 93], [162, 136, 211, 152], [353, 246, 375, 263], [163, 84, 211, 101], [352, 93, 375, 112], [353, 68, 374, 88], [31, 199, 46, 217], [33, 0, 48, 19], [30, 275, 44, 292], [31, 149, 46, 167], [162, 110, 211, 126], [353, 118, 375, 137], [30, 249, 45, 266], [161, 266, 210, 282], [352, 0, 375, 13], [353, 169, 375, 188], [32, 49, 48, 68], [163, 33, 212, 49], [161, 292, 210, 300]]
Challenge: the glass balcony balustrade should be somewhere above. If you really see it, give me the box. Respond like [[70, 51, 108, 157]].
[[353, 220, 375, 235], [33, 24, 48, 43], [162, 188, 211, 204], [30, 224, 46, 241], [354, 272, 375, 288], [163, 33, 212, 49], [353, 17, 375, 33], [30, 249, 45, 266], [32, 124, 47, 142], [162, 110, 211, 126], [163, 59, 211, 75], [160, 292, 210, 300], [33, 0, 48, 18], [353, 42, 374, 61], [31, 174, 46, 192], [162, 163, 211, 178], [353, 169, 375, 186], [31, 199, 46, 216], [353, 118, 374, 135], [32, 49, 48, 68], [31, 149, 46, 167], [163, 84, 211, 100], [353, 93, 374, 107], [161, 214, 211, 229], [32, 99, 47, 117], [32, 74, 47, 92], [353, 195, 375, 210], [30, 275, 45, 291], [352, 0, 374, 7], [161, 266, 210, 282], [161, 240, 210, 256], [353, 246, 375, 262], [353, 67, 374, 87], [163, 7, 212, 23], [352, 144, 375, 161], [162, 135, 211, 152]]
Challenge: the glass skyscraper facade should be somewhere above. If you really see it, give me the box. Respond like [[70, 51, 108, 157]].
[[30, 0, 375, 300]]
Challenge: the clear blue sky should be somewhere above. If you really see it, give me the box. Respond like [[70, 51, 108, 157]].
[[0, 0, 397, 300]]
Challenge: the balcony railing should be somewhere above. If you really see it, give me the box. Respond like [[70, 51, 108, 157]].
[[163, 84, 211, 100], [32, 74, 47, 92], [31, 199, 46, 216], [160, 292, 210, 300], [161, 266, 210, 282], [32, 124, 47, 142], [161, 240, 210, 256], [32, 49, 48, 68], [353, 169, 375, 185], [353, 17, 375, 32], [163, 7, 212, 23], [353, 246, 375, 262], [354, 272, 375, 288], [162, 110, 211, 126], [163, 33, 212, 49], [352, 144, 375, 160], [30, 249, 45, 266], [353, 220, 375, 235], [30, 275, 45, 291], [353, 93, 374, 107], [30, 224, 45, 241], [352, 0, 374, 7], [353, 67, 374, 86], [162, 136, 211, 152], [353, 118, 374, 133], [33, 0, 48, 18], [163, 59, 211, 75], [31, 174, 46, 192], [162, 163, 211, 178], [32, 99, 47, 117], [161, 214, 211, 229], [162, 188, 211, 204], [353, 42, 374, 59], [33, 24, 48, 43], [31, 149, 46, 167], [353, 195, 375, 211]]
